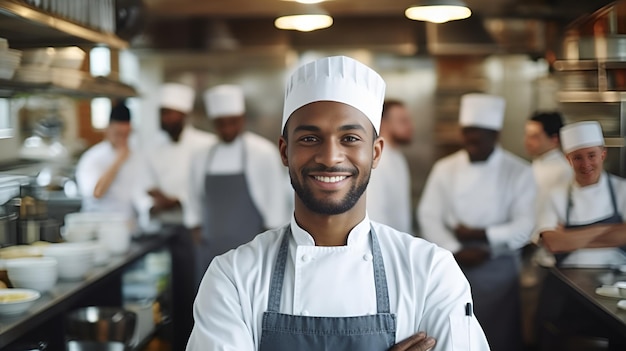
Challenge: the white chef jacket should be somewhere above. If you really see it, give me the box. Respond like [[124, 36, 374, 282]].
[[417, 146, 536, 257], [184, 132, 291, 230], [75, 141, 145, 219], [139, 126, 217, 224], [531, 148, 572, 212], [187, 216, 490, 351], [536, 173, 626, 267], [367, 145, 413, 233]]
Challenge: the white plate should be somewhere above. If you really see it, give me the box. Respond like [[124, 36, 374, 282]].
[[595, 285, 625, 298]]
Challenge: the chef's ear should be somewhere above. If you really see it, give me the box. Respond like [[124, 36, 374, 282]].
[[279, 135, 289, 167], [371, 135, 384, 169]]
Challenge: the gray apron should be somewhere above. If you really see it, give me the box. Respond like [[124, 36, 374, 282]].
[[259, 225, 396, 351], [537, 173, 623, 348], [195, 143, 264, 287], [555, 172, 624, 264], [462, 253, 522, 351]]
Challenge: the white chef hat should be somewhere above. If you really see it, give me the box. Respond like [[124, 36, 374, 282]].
[[459, 93, 506, 131], [560, 121, 605, 154], [160, 83, 195, 114], [203, 84, 246, 119], [282, 55, 386, 134]]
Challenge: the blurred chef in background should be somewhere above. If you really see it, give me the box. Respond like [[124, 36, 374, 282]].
[[366, 99, 413, 234], [418, 93, 535, 351], [185, 84, 290, 286], [141, 83, 217, 225], [524, 111, 572, 208], [535, 121, 626, 348], [536, 121, 626, 266], [139, 82, 216, 351], [76, 100, 144, 220]]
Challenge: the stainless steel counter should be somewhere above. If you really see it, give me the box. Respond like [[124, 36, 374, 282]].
[[0, 230, 175, 349]]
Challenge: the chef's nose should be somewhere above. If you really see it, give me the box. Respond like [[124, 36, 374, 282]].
[[315, 140, 344, 167]]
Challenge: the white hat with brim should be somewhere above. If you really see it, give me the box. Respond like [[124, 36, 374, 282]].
[[459, 93, 506, 131], [282, 56, 386, 134], [160, 83, 195, 114], [203, 84, 246, 119], [560, 121, 605, 154]]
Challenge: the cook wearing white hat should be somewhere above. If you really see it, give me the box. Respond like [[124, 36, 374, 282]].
[[419, 92, 535, 350], [187, 55, 490, 351], [535, 120, 626, 340], [140, 82, 217, 351], [185, 83, 291, 288]]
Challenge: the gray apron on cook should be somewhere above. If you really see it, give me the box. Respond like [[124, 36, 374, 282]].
[[555, 172, 624, 264], [462, 253, 522, 351], [194, 143, 264, 287], [536, 173, 624, 348], [259, 225, 396, 351]]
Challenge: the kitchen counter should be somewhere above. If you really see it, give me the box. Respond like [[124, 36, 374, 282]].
[[0, 229, 176, 349]]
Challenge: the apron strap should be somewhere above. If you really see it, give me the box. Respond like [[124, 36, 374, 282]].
[[371, 226, 391, 314], [606, 173, 619, 216], [266, 225, 392, 314]]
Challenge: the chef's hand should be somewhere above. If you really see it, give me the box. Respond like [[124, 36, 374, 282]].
[[455, 224, 487, 242], [116, 144, 130, 163], [148, 188, 180, 213], [454, 247, 490, 268], [389, 332, 436, 351]]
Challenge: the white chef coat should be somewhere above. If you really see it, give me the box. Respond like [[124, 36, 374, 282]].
[[531, 148, 572, 212], [139, 126, 217, 224], [536, 173, 626, 267], [367, 145, 413, 234], [417, 146, 536, 257], [184, 132, 291, 230], [187, 216, 490, 351], [75, 141, 145, 219]]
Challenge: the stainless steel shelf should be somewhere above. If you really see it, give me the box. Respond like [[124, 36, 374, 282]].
[[557, 91, 626, 103], [0, 78, 138, 99], [554, 60, 626, 71], [0, 0, 127, 49]]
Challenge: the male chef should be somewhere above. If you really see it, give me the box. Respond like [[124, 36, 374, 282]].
[[367, 99, 414, 233], [418, 93, 535, 351], [535, 121, 626, 349], [187, 56, 490, 351], [185, 84, 290, 287], [524, 111, 572, 208], [537, 121, 626, 266], [140, 82, 216, 351], [76, 100, 143, 219]]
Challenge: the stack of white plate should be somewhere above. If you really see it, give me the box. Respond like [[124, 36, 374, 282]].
[[43, 243, 94, 280], [0, 38, 22, 80], [14, 47, 56, 83], [51, 68, 85, 89], [14, 65, 53, 84], [5, 257, 58, 293]]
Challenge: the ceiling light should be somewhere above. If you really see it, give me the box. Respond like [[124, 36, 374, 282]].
[[405, 0, 471, 24], [275, 5, 333, 32]]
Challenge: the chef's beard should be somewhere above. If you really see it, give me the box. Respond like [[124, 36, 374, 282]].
[[290, 166, 370, 215]]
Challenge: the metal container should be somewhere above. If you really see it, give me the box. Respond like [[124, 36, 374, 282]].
[[66, 307, 136, 345], [66, 341, 125, 351], [0, 204, 18, 247]]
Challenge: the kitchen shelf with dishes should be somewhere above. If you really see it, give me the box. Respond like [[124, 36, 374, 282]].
[[0, 76, 138, 99]]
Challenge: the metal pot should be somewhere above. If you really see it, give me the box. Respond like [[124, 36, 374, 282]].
[[66, 341, 124, 351], [66, 307, 136, 344]]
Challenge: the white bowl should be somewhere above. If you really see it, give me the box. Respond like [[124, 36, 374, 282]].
[[0, 289, 40, 316], [615, 281, 626, 298], [50, 47, 85, 70], [43, 243, 94, 280], [6, 257, 58, 292], [21, 47, 55, 67]]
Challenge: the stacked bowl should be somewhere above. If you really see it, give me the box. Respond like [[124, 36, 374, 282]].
[[0, 38, 22, 80], [14, 47, 55, 84], [5, 257, 58, 293], [43, 243, 94, 280]]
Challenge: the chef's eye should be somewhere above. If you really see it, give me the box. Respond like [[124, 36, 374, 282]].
[[342, 135, 361, 143], [299, 136, 318, 143]]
